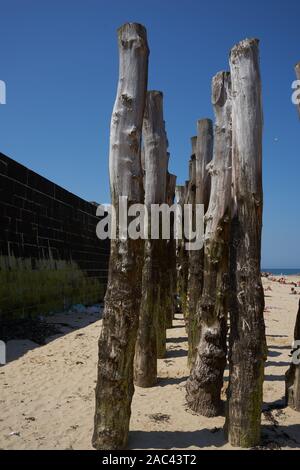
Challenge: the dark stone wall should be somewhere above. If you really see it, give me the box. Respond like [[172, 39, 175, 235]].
[[0, 151, 109, 285]]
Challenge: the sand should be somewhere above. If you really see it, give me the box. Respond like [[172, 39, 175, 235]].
[[1, 276, 300, 450]]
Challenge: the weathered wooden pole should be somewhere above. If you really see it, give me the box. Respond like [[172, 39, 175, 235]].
[[196, 119, 213, 211], [285, 300, 300, 411], [225, 38, 266, 448], [187, 119, 213, 368], [154, 139, 170, 359], [176, 184, 186, 314], [156, 168, 177, 356], [134, 90, 168, 387], [180, 179, 191, 325], [186, 139, 197, 348], [186, 71, 232, 416], [181, 180, 190, 323], [93, 23, 149, 450], [165, 172, 177, 329]]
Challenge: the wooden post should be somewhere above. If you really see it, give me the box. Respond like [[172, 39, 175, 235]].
[[155, 135, 171, 358], [93, 23, 149, 450], [186, 71, 232, 416], [187, 119, 213, 368], [156, 170, 177, 354], [176, 184, 186, 317], [285, 300, 300, 410], [182, 181, 190, 323], [186, 138, 197, 359], [225, 38, 266, 448], [165, 172, 177, 329], [134, 90, 168, 387], [196, 119, 213, 211]]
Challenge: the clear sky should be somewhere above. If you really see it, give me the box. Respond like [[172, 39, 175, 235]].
[[0, 0, 299, 268]]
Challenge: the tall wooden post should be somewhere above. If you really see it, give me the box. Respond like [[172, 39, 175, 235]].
[[155, 137, 171, 358], [186, 71, 232, 416], [285, 300, 300, 410], [165, 172, 177, 329], [134, 90, 168, 387], [176, 184, 187, 317], [196, 119, 213, 211], [186, 138, 198, 358], [180, 178, 190, 324], [225, 38, 266, 448], [187, 119, 213, 368], [285, 300, 300, 411], [181, 180, 190, 325], [93, 23, 149, 450]]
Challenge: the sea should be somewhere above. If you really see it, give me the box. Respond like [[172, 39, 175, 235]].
[[262, 268, 300, 276]]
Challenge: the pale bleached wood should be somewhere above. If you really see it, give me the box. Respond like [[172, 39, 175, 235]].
[[93, 23, 149, 450], [134, 90, 168, 387], [143, 92, 167, 206], [186, 71, 232, 416], [225, 38, 266, 448], [188, 119, 213, 368]]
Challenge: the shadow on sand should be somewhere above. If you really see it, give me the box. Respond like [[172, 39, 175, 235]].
[[129, 428, 227, 449], [166, 336, 188, 344], [157, 376, 188, 387], [2, 309, 102, 363], [165, 348, 188, 359]]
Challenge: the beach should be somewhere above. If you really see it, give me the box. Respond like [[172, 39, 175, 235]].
[[0, 276, 300, 450]]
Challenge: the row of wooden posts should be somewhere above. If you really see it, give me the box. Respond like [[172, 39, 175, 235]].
[[92, 22, 300, 450]]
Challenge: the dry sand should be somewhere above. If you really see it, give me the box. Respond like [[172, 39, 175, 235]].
[[1, 276, 300, 450]]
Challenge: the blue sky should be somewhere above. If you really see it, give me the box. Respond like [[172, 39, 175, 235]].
[[0, 0, 299, 268]]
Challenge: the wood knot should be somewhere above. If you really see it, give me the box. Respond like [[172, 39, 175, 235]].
[[121, 94, 133, 106]]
